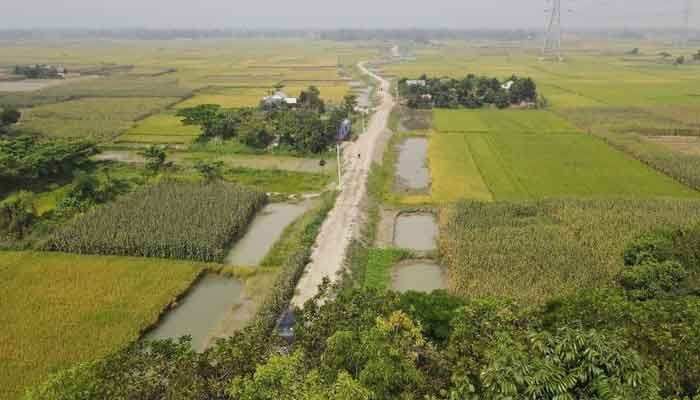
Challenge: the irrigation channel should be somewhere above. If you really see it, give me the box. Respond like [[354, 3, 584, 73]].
[[143, 200, 314, 351]]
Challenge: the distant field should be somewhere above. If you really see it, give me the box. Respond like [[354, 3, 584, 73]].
[[176, 84, 350, 110], [117, 112, 201, 144], [433, 109, 576, 134], [429, 109, 697, 202], [17, 97, 179, 141], [0, 251, 202, 400]]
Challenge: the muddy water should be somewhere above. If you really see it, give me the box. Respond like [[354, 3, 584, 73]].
[[224, 201, 313, 266], [395, 137, 430, 191], [143, 273, 244, 352], [391, 261, 447, 293], [393, 214, 437, 252]]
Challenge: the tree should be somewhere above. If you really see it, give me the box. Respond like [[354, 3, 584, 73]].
[[0, 191, 36, 239], [175, 104, 220, 125], [238, 114, 274, 149], [675, 56, 686, 65], [340, 94, 359, 117], [141, 145, 169, 175], [0, 136, 97, 185], [694, 50, 700, 61], [618, 261, 688, 300], [194, 160, 225, 183], [1, 107, 21, 128], [298, 86, 325, 113]]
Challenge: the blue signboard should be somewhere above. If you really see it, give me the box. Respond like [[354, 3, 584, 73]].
[[337, 118, 351, 141]]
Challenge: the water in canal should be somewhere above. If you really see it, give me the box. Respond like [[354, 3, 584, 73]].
[[395, 137, 430, 191], [391, 261, 447, 293], [393, 213, 437, 252], [224, 201, 312, 266], [143, 273, 244, 352]]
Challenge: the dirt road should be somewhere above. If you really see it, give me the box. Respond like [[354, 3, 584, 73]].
[[291, 62, 394, 308]]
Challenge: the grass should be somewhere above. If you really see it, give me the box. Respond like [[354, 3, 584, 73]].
[[225, 167, 331, 194], [16, 97, 179, 141], [0, 251, 203, 400], [362, 248, 412, 291], [440, 198, 700, 304], [117, 112, 201, 144]]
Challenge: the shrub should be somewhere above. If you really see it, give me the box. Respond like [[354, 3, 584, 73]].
[[619, 261, 688, 300]]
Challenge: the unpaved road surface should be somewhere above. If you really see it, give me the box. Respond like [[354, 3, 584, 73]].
[[291, 62, 394, 308]]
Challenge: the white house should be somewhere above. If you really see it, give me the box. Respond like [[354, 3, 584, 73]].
[[501, 80, 514, 91], [405, 79, 426, 87], [262, 91, 297, 106]]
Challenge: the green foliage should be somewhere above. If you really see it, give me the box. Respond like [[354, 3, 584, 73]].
[[1, 106, 21, 127], [56, 172, 129, 216], [297, 85, 325, 113], [399, 74, 538, 109], [619, 261, 689, 300], [44, 181, 266, 262], [0, 191, 37, 239], [141, 145, 169, 174], [398, 290, 465, 344], [175, 104, 220, 125], [542, 289, 700, 396], [0, 135, 97, 184], [194, 160, 224, 183]]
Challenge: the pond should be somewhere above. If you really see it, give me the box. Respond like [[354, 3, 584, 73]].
[[395, 137, 430, 191], [393, 213, 437, 252], [391, 261, 447, 293], [143, 273, 244, 352], [224, 201, 313, 266]]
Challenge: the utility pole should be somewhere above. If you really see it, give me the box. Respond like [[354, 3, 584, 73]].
[[542, 0, 563, 61]]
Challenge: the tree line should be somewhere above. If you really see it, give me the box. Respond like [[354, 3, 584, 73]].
[[176, 86, 359, 155], [399, 74, 540, 109]]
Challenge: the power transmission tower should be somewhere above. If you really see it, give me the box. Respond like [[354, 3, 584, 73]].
[[542, 0, 563, 60], [683, 0, 692, 46]]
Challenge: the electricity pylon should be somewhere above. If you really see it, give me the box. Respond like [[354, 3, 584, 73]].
[[683, 0, 692, 46], [542, 0, 563, 60]]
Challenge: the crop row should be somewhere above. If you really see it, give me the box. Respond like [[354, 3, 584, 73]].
[[44, 181, 266, 262]]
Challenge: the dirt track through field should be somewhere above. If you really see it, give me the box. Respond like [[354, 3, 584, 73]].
[[291, 60, 394, 307]]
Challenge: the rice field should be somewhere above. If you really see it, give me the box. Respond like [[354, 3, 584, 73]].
[[117, 112, 201, 144], [17, 97, 179, 141], [427, 109, 697, 202], [0, 251, 203, 400]]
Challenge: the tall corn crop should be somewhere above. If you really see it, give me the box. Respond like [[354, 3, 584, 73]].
[[44, 181, 266, 262]]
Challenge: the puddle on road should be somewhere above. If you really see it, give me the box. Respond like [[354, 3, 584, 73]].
[[143, 273, 244, 352], [395, 137, 430, 191], [225, 201, 313, 267], [393, 213, 437, 252], [391, 261, 447, 293]]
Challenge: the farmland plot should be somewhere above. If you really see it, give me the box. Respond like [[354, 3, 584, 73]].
[[440, 198, 700, 304], [0, 251, 202, 400], [117, 112, 201, 144], [44, 182, 266, 262], [430, 109, 697, 201], [17, 97, 179, 141]]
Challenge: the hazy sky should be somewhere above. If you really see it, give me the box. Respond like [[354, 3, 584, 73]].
[[1, 0, 697, 29]]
